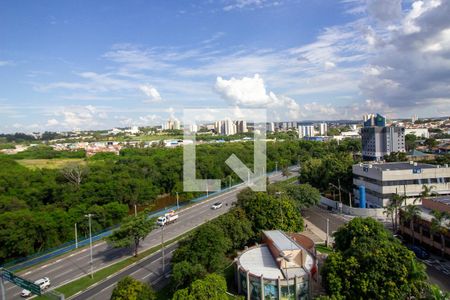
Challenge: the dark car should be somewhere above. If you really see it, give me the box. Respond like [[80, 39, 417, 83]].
[[407, 244, 430, 259]]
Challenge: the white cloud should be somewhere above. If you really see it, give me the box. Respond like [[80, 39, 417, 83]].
[[223, 0, 278, 11], [52, 105, 108, 130], [139, 84, 163, 102], [0, 60, 12, 67], [46, 119, 59, 126], [360, 0, 450, 108], [214, 74, 282, 107]]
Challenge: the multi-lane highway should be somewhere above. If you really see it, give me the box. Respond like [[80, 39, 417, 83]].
[[3, 170, 295, 300]]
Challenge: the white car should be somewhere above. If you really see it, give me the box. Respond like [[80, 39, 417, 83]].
[[20, 277, 50, 297], [211, 202, 223, 209]]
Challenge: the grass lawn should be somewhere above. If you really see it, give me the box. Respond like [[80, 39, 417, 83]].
[[316, 244, 333, 254], [17, 158, 86, 170]]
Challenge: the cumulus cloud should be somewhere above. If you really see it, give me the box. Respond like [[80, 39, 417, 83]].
[[367, 0, 402, 23], [214, 74, 303, 119], [52, 105, 108, 129], [139, 84, 163, 102], [46, 119, 59, 126], [360, 0, 450, 109], [215, 74, 283, 107]]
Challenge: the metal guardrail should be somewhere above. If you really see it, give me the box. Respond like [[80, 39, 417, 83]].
[[1, 168, 295, 272]]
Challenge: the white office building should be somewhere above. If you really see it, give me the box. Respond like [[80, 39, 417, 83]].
[[405, 128, 429, 138], [353, 162, 450, 208]]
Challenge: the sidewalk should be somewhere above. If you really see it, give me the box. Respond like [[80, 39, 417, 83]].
[[302, 219, 331, 244]]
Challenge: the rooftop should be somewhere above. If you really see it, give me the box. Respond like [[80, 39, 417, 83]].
[[357, 161, 446, 171], [264, 230, 301, 252]]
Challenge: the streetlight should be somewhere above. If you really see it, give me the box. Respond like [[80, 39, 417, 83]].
[[176, 192, 179, 210], [275, 161, 278, 173], [75, 223, 78, 249], [84, 214, 94, 278], [326, 218, 330, 247]]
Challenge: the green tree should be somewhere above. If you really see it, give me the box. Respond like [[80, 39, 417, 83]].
[[405, 134, 417, 151], [430, 210, 449, 257], [424, 138, 438, 151], [172, 223, 231, 272], [172, 273, 228, 300], [171, 261, 207, 291], [385, 194, 404, 232], [419, 184, 437, 200], [110, 276, 156, 300], [211, 208, 254, 250], [236, 188, 303, 233], [107, 213, 154, 257], [322, 217, 429, 300], [285, 183, 321, 209], [403, 204, 421, 245]]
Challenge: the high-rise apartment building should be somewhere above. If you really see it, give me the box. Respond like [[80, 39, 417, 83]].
[[319, 123, 327, 136], [163, 119, 181, 130], [361, 113, 405, 161], [298, 125, 314, 138]]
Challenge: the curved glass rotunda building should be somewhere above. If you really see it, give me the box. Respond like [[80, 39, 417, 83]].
[[235, 230, 318, 300]]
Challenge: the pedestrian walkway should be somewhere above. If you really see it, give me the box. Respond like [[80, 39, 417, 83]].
[[302, 219, 333, 245]]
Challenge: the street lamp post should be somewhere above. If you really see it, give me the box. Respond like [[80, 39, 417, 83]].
[[326, 218, 330, 247], [75, 223, 78, 249], [134, 204, 137, 217], [84, 214, 94, 278], [176, 192, 179, 210], [275, 162, 278, 173]]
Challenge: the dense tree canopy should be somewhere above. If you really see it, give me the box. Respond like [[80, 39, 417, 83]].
[[236, 188, 304, 233], [0, 138, 358, 263], [110, 276, 156, 300], [322, 217, 431, 300], [172, 273, 229, 300], [107, 213, 155, 257]]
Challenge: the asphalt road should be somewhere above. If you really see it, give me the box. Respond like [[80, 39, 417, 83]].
[[4, 170, 295, 300], [71, 243, 178, 300]]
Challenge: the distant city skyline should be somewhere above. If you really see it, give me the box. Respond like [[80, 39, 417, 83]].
[[1, 0, 450, 133]]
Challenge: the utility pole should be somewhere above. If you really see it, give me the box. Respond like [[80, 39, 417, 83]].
[[84, 214, 94, 278], [349, 192, 352, 208], [275, 162, 278, 173], [229, 176, 232, 189], [134, 204, 137, 217], [75, 223, 78, 249], [338, 179, 342, 204], [247, 170, 251, 185], [326, 218, 330, 247], [176, 192, 179, 210]]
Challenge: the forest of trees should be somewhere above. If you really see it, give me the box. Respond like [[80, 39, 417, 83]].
[[0, 139, 360, 263]]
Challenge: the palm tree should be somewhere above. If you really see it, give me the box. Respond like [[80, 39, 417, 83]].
[[388, 193, 404, 232], [403, 204, 421, 245], [418, 184, 437, 202], [431, 210, 449, 257], [384, 205, 395, 231]]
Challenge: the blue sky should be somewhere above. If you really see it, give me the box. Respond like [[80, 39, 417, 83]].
[[0, 0, 449, 132]]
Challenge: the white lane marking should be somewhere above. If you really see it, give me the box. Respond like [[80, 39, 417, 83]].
[[40, 264, 49, 269], [24, 271, 32, 275], [141, 271, 155, 280]]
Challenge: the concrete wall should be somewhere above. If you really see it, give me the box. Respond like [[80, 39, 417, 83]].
[[319, 196, 387, 220]]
